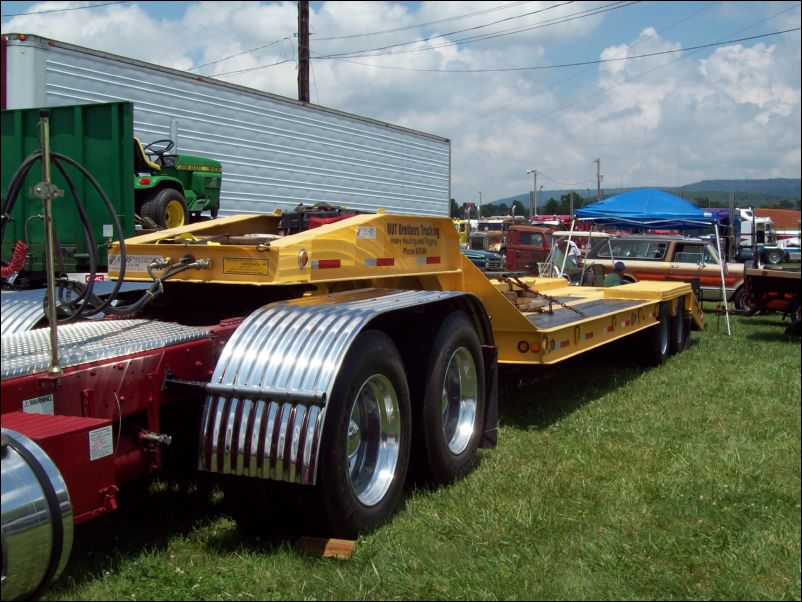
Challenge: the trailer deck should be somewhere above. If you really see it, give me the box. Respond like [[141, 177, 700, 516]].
[[108, 212, 703, 365]]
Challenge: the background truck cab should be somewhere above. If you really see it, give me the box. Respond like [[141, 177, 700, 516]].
[[505, 228, 610, 273], [504, 225, 553, 271]]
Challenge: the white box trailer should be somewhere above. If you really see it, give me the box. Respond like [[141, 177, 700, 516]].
[[1, 33, 451, 217]]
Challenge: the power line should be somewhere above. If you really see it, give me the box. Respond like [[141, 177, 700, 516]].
[[478, 3, 801, 141], [313, 1, 533, 41], [199, 1, 632, 82], [324, 27, 800, 73], [538, 171, 595, 187], [190, 2, 533, 75], [1, 1, 128, 17], [201, 0, 590, 79], [461, 1, 721, 127], [189, 36, 293, 72], [213, 58, 296, 78], [314, 0, 587, 59]]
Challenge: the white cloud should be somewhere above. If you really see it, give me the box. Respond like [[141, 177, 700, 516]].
[[2, 1, 800, 203]]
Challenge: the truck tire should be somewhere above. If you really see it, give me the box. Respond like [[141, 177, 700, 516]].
[[669, 296, 690, 354], [316, 330, 411, 538], [416, 311, 485, 485], [731, 286, 749, 312], [644, 303, 670, 366], [141, 188, 188, 229], [766, 249, 785, 265]]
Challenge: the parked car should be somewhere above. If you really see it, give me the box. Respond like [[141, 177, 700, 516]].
[[462, 248, 505, 272], [584, 235, 747, 307]]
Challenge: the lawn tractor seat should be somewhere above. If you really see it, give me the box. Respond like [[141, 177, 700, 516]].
[[134, 137, 161, 174]]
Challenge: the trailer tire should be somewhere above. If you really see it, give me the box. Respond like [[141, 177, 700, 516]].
[[417, 311, 485, 484], [669, 297, 690, 354], [316, 330, 411, 538], [141, 188, 188, 229], [731, 286, 749, 312], [645, 303, 670, 366]]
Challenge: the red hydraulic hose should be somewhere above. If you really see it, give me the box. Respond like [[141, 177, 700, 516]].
[[1, 240, 27, 278]]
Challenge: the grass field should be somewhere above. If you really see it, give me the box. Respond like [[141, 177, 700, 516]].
[[44, 308, 801, 601]]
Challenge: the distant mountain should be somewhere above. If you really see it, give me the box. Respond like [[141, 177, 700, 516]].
[[677, 178, 800, 199], [487, 178, 800, 210]]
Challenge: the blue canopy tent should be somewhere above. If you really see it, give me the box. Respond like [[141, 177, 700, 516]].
[[574, 188, 717, 230], [570, 188, 730, 334]]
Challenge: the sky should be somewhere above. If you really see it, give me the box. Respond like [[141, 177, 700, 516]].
[[2, 1, 800, 206]]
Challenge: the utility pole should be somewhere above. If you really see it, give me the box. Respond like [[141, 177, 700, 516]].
[[527, 169, 537, 216], [297, 0, 310, 103], [539, 185, 543, 218], [478, 191, 482, 218], [594, 158, 601, 201]]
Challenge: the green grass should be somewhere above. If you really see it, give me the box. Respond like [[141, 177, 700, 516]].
[[44, 310, 801, 601]]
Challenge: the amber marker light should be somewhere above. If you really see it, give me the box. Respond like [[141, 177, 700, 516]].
[[298, 249, 309, 269]]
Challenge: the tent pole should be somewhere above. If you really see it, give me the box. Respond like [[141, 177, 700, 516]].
[[568, 219, 584, 284], [557, 220, 575, 278], [714, 223, 731, 336]]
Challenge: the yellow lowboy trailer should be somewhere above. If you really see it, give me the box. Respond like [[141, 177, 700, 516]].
[[105, 211, 702, 536]]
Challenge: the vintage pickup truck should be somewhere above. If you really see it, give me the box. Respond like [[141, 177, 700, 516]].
[[584, 235, 747, 308]]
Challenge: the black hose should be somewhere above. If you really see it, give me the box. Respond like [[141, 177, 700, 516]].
[[50, 152, 126, 317], [3, 149, 203, 320], [50, 158, 99, 322], [1, 150, 159, 319], [1, 153, 40, 238]]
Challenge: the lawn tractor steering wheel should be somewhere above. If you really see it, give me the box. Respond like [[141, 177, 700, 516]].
[[143, 139, 175, 164]]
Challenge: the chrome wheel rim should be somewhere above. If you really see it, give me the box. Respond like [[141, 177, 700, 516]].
[[347, 374, 401, 507], [659, 313, 669, 355], [441, 347, 478, 455]]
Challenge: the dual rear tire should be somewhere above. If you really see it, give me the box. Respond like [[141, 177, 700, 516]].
[[644, 299, 690, 366], [315, 312, 486, 537]]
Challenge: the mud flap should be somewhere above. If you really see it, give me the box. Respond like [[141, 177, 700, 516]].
[[480, 345, 498, 449]]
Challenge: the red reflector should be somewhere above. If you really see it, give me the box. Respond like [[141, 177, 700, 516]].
[[139, 178, 151, 185], [559, 340, 570, 349], [376, 258, 395, 267], [316, 259, 341, 269], [426, 256, 441, 264]]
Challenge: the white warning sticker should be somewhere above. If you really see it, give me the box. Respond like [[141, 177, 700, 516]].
[[108, 254, 162, 273], [89, 426, 114, 461], [357, 226, 377, 240], [22, 394, 54, 415]]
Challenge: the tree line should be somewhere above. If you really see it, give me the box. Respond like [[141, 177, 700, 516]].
[[451, 192, 588, 219]]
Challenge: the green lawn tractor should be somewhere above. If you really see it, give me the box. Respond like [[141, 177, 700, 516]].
[[134, 138, 222, 229]]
